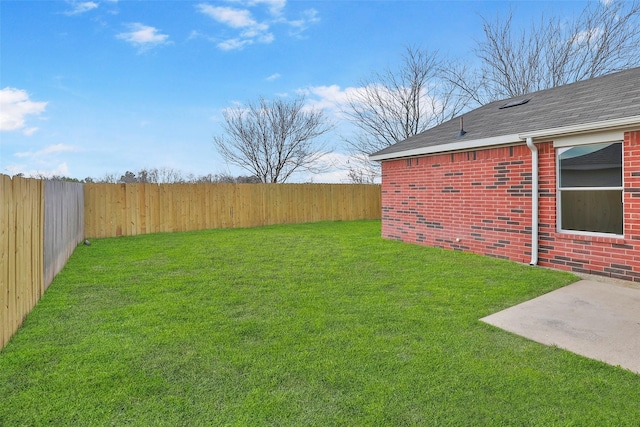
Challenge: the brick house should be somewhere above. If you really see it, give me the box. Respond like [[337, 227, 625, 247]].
[[370, 67, 640, 282]]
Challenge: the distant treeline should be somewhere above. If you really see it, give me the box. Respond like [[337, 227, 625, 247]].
[[20, 168, 262, 184]]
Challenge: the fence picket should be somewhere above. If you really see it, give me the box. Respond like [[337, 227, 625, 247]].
[[1, 175, 380, 350], [1, 175, 83, 349], [82, 183, 381, 238]]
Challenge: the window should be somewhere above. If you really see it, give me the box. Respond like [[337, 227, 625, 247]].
[[557, 142, 623, 235]]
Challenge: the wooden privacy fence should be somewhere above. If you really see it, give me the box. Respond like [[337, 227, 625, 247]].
[[1, 174, 84, 350], [43, 180, 85, 288], [84, 183, 381, 238], [2, 178, 379, 349], [1, 175, 43, 351]]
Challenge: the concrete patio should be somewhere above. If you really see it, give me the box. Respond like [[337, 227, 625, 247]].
[[481, 278, 640, 374]]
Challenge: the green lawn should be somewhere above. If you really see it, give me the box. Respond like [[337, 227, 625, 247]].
[[1, 220, 639, 426]]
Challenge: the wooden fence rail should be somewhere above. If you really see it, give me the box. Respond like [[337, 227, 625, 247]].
[[2, 177, 380, 350], [84, 183, 381, 238]]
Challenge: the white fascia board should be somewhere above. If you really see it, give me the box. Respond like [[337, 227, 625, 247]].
[[369, 134, 521, 162], [552, 130, 624, 148], [518, 116, 640, 140], [370, 116, 640, 162]]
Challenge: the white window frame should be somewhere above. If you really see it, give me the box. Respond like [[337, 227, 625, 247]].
[[556, 141, 624, 237]]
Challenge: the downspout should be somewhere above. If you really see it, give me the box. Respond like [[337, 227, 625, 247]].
[[525, 137, 539, 265]]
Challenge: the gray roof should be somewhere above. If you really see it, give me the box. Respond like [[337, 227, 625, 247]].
[[371, 67, 640, 160]]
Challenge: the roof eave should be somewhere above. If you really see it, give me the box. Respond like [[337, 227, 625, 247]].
[[370, 115, 640, 162], [518, 115, 640, 140], [369, 134, 521, 162]]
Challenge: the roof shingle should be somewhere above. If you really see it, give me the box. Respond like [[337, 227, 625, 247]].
[[371, 67, 640, 160]]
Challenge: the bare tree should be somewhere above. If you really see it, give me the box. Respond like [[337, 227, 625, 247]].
[[190, 173, 261, 183], [98, 173, 118, 183], [86, 168, 261, 184], [343, 46, 468, 182], [453, 0, 640, 105], [346, 165, 377, 185], [32, 173, 83, 183], [136, 167, 186, 184], [119, 171, 138, 183], [213, 96, 333, 183]]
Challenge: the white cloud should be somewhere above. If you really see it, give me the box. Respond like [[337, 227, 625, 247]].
[[266, 73, 281, 81], [48, 162, 71, 178], [3, 163, 28, 176], [195, 1, 317, 51], [117, 23, 170, 51], [187, 30, 218, 43], [249, 0, 286, 17], [301, 152, 366, 184], [5, 162, 71, 179], [22, 127, 40, 136], [0, 87, 48, 135], [64, 1, 98, 16], [240, 23, 271, 38], [218, 38, 254, 51], [301, 83, 444, 123], [300, 85, 350, 105], [298, 84, 367, 117], [571, 27, 605, 46], [197, 3, 273, 50], [284, 8, 320, 36], [198, 5, 258, 28], [7, 144, 77, 178], [15, 144, 76, 159], [253, 31, 274, 44]]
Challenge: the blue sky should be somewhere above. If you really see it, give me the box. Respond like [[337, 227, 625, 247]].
[[1, 0, 593, 182]]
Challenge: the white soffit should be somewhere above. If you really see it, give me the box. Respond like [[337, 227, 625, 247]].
[[552, 130, 624, 148], [520, 116, 640, 142], [370, 115, 640, 162]]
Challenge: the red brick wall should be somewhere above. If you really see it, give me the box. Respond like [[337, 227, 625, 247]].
[[380, 130, 640, 282]]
